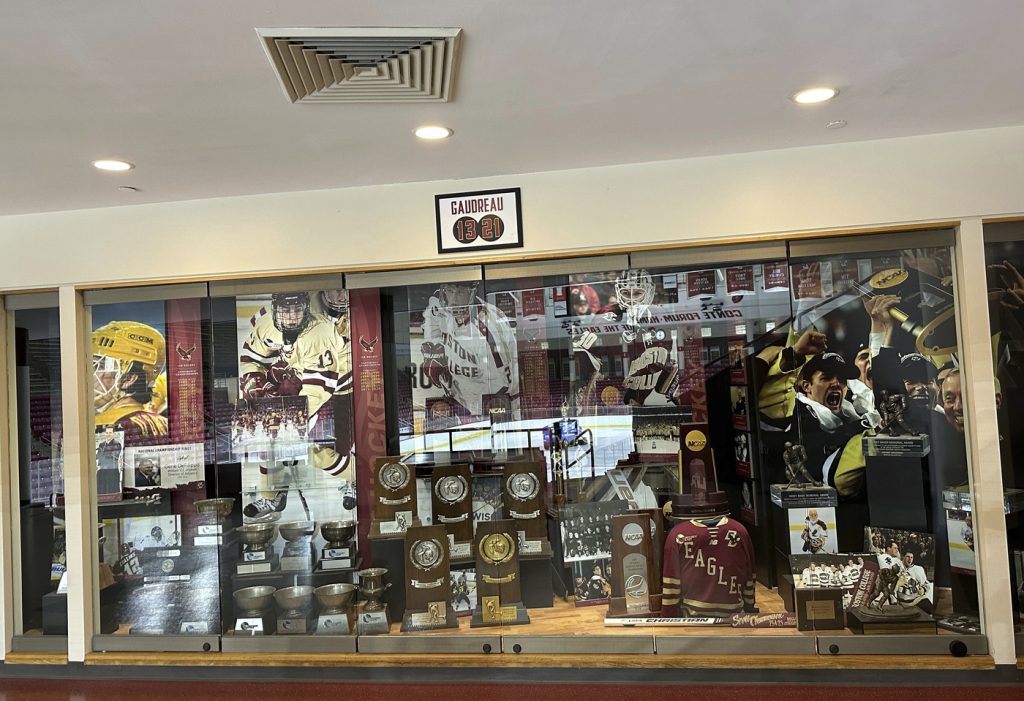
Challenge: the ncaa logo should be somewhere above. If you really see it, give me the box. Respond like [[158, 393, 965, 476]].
[[685, 429, 707, 452], [621, 523, 644, 547]]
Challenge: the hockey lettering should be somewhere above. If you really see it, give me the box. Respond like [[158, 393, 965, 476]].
[[679, 536, 742, 595], [451, 197, 505, 215]]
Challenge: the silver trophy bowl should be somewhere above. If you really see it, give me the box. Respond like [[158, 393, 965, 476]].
[[274, 585, 315, 618], [236, 523, 277, 551], [320, 520, 355, 548], [233, 585, 276, 617], [314, 583, 357, 616], [278, 520, 317, 542], [356, 567, 390, 612], [194, 497, 235, 520]]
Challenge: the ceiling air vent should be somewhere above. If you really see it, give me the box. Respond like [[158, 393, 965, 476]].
[[256, 27, 462, 104]]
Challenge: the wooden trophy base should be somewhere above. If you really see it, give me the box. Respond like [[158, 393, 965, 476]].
[[847, 606, 937, 635], [401, 604, 460, 632], [470, 598, 531, 628], [606, 593, 662, 619]]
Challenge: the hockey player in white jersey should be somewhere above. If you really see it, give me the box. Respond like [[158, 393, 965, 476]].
[[420, 282, 520, 419]]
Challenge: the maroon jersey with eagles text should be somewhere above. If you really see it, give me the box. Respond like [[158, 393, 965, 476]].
[[662, 516, 756, 617]]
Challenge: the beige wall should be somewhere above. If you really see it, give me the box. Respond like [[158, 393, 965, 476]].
[[1, 125, 1024, 290]]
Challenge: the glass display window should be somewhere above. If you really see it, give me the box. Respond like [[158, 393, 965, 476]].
[[208, 277, 359, 645], [5, 297, 66, 650], [85, 286, 220, 648], [983, 222, 1024, 651]]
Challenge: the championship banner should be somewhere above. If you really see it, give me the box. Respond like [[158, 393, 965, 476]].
[[165, 298, 204, 444], [350, 287, 386, 559], [762, 262, 790, 291], [677, 329, 708, 423], [521, 288, 545, 318], [792, 262, 824, 300], [686, 270, 717, 299], [831, 259, 860, 294], [725, 266, 755, 295]]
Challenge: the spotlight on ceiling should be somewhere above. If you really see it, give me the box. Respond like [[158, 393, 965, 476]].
[[414, 125, 453, 140], [92, 159, 135, 172], [791, 87, 838, 105]]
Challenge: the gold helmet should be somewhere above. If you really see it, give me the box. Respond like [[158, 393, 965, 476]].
[[92, 321, 166, 410]]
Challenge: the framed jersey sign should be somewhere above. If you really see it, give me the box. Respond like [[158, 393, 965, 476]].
[[435, 187, 523, 254]]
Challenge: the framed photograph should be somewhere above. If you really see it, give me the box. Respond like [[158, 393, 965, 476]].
[[788, 507, 838, 555], [435, 188, 523, 254]]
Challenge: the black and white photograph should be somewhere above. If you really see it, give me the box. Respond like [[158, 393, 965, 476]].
[[559, 500, 628, 564]]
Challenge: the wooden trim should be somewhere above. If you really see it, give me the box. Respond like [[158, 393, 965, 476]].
[[982, 215, 1024, 224], [52, 220, 961, 294], [2, 651, 69, 665], [82, 651, 994, 670]]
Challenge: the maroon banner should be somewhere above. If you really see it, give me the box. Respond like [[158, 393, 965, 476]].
[[165, 298, 204, 444], [676, 329, 708, 423], [521, 288, 545, 317], [791, 262, 823, 299], [831, 258, 860, 294], [726, 265, 755, 295], [762, 262, 790, 291], [686, 270, 717, 299], [350, 288, 386, 560]]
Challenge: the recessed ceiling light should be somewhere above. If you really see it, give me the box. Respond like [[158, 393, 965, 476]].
[[791, 87, 838, 105], [414, 125, 453, 140], [92, 159, 134, 172], [825, 119, 848, 130]]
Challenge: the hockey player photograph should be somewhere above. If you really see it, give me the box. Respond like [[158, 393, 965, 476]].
[[789, 507, 838, 555], [571, 559, 612, 606], [235, 289, 356, 525], [418, 280, 520, 426]]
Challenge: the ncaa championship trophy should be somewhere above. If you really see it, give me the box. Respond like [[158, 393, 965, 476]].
[[607, 512, 662, 618], [431, 463, 474, 560], [501, 461, 552, 557], [401, 525, 459, 631], [471, 519, 530, 627], [370, 456, 421, 538]]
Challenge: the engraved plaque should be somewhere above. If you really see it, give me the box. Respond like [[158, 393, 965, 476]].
[[607, 512, 660, 617], [500, 461, 550, 556], [470, 519, 530, 627], [431, 463, 473, 548], [402, 524, 458, 631], [371, 456, 420, 538]]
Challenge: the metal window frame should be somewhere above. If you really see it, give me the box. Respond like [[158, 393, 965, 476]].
[[630, 241, 787, 270], [208, 274, 344, 298], [2, 292, 59, 311], [655, 635, 816, 655], [484, 255, 629, 281], [82, 282, 208, 306], [93, 634, 220, 653], [346, 265, 482, 289], [787, 228, 955, 259], [816, 634, 988, 656], [982, 220, 1024, 243]]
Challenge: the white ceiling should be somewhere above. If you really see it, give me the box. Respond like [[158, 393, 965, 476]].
[[2, 1, 1023, 216]]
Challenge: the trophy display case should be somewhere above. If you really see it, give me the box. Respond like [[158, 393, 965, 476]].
[[58, 233, 1000, 660]]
